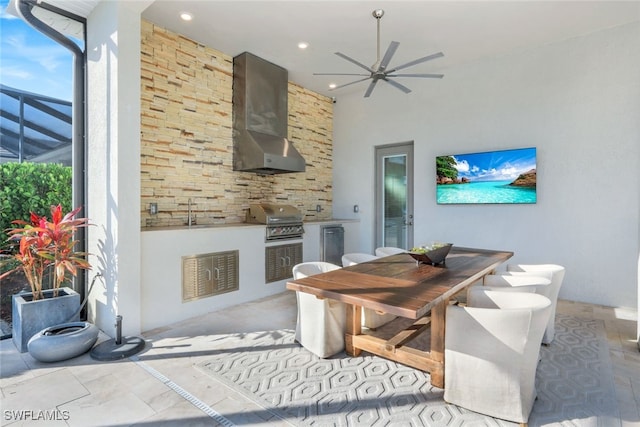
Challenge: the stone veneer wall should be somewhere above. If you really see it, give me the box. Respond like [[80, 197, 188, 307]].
[[140, 21, 333, 228]]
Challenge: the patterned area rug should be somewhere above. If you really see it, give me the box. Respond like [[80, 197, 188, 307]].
[[195, 314, 619, 426]]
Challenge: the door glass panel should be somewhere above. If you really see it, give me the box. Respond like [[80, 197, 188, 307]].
[[383, 155, 408, 248]]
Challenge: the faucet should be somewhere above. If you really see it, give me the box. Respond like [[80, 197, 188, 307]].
[[187, 198, 196, 227]]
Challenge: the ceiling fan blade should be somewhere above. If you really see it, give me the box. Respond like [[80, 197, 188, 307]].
[[335, 52, 374, 73], [314, 73, 371, 76], [378, 41, 400, 71], [330, 76, 372, 91], [363, 79, 379, 98], [387, 51, 444, 73], [384, 78, 412, 94], [386, 73, 444, 78]]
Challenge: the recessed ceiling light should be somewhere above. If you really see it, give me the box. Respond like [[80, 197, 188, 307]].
[[329, 83, 337, 89], [298, 42, 309, 49], [180, 12, 193, 21]]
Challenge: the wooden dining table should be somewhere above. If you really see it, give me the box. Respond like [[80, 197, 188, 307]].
[[286, 246, 513, 388]]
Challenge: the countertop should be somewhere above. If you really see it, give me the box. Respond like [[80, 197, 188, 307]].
[[141, 218, 358, 232]]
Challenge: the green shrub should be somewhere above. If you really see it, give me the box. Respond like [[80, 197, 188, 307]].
[[0, 162, 72, 240]]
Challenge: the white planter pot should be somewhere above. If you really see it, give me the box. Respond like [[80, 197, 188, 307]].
[[12, 287, 80, 353]]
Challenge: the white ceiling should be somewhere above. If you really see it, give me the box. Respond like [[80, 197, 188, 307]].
[[41, 1, 640, 98]]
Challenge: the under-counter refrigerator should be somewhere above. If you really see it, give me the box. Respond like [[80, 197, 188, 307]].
[[321, 225, 344, 266]]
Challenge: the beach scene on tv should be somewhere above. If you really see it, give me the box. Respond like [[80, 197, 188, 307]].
[[436, 147, 537, 204]]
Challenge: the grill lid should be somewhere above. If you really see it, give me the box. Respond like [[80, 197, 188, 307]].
[[246, 203, 303, 224]]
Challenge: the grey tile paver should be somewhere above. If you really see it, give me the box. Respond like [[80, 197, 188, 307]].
[[2, 369, 89, 412], [59, 392, 156, 427]]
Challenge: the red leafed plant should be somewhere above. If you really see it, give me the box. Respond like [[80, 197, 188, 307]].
[[0, 205, 91, 300]]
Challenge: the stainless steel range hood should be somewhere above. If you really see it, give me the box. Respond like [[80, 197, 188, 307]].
[[233, 52, 306, 174]]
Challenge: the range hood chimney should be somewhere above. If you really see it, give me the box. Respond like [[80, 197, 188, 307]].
[[233, 52, 306, 174]]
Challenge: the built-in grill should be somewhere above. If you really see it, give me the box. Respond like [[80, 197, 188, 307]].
[[246, 203, 304, 241]]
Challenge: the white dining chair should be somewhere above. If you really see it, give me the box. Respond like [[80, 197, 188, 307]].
[[341, 253, 397, 329], [374, 246, 405, 257], [464, 274, 551, 309], [341, 252, 378, 265], [501, 264, 565, 344], [292, 262, 345, 358], [445, 288, 552, 425], [480, 274, 552, 295]]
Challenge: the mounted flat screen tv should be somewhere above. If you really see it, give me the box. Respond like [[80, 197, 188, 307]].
[[436, 147, 537, 204]]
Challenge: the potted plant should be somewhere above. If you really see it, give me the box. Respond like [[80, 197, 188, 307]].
[[0, 205, 91, 352]]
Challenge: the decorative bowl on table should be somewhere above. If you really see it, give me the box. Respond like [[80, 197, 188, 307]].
[[408, 243, 453, 265]]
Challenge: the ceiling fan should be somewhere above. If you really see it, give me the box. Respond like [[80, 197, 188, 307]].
[[314, 9, 444, 98]]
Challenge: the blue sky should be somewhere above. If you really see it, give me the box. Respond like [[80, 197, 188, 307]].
[[0, 0, 73, 101], [448, 147, 536, 182]]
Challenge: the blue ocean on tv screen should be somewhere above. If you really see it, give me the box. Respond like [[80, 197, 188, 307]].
[[436, 147, 537, 204], [437, 180, 536, 204]]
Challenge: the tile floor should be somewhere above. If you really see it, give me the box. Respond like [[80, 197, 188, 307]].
[[1, 292, 638, 427]]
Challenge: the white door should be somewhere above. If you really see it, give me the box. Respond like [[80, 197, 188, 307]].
[[375, 142, 414, 250]]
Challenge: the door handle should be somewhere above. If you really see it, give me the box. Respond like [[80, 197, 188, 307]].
[[406, 214, 413, 226]]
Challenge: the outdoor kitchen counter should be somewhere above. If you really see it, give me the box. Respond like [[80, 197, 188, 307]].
[[141, 222, 264, 232], [140, 219, 361, 332], [305, 218, 359, 224], [141, 218, 358, 231]]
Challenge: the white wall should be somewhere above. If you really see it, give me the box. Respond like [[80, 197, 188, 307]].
[[333, 22, 640, 309], [86, 1, 152, 336]]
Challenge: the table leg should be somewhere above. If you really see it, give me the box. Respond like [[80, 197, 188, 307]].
[[430, 299, 447, 388], [345, 304, 362, 357]]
